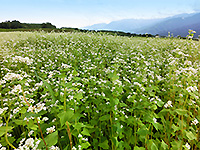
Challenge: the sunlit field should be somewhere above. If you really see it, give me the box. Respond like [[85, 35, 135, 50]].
[[0, 32, 200, 150]]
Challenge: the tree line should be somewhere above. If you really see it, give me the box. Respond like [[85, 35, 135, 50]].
[[0, 20, 56, 29]]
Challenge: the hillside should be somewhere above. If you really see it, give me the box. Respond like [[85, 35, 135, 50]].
[[84, 19, 163, 32], [85, 12, 200, 37], [138, 13, 200, 37], [0, 20, 56, 29]]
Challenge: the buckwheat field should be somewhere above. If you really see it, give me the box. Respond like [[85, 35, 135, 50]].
[[0, 31, 200, 150]]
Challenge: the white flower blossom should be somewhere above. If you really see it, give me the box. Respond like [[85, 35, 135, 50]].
[[191, 118, 199, 125], [42, 117, 49, 121], [153, 118, 157, 123], [46, 125, 55, 134], [72, 146, 77, 150], [28, 130, 34, 137], [78, 145, 81, 150], [185, 142, 190, 149], [12, 56, 33, 65], [3, 73, 23, 81], [25, 138, 34, 147], [186, 86, 198, 93], [82, 138, 88, 141], [164, 101, 173, 108], [0, 107, 8, 115], [13, 107, 20, 114], [35, 102, 46, 113], [50, 146, 60, 150], [78, 134, 82, 138]]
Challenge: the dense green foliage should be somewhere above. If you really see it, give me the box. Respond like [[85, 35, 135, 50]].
[[0, 20, 56, 29], [0, 32, 200, 150]]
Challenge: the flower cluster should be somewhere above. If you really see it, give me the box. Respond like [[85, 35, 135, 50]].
[[3, 72, 23, 81], [191, 118, 199, 125], [164, 101, 173, 108], [15, 138, 41, 150], [12, 56, 33, 65], [46, 125, 56, 134]]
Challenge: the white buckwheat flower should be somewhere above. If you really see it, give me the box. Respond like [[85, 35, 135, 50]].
[[13, 107, 20, 114], [185, 142, 190, 149], [164, 101, 173, 108], [35, 102, 46, 113], [153, 118, 157, 123], [46, 125, 55, 134], [25, 138, 34, 147], [42, 117, 49, 121], [78, 145, 81, 150], [191, 118, 199, 125], [0, 107, 8, 115], [0, 108, 5, 115], [27, 105, 35, 112], [28, 130, 34, 137], [78, 134, 82, 138], [50, 145, 60, 150], [186, 86, 198, 93], [72, 146, 77, 150]]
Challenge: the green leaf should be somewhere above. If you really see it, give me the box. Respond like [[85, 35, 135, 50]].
[[175, 109, 187, 116], [45, 131, 58, 147], [161, 140, 168, 150], [63, 145, 69, 150], [134, 146, 145, 150], [149, 92, 155, 97], [110, 72, 119, 81], [73, 123, 85, 130], [58, 110, 74, 127], [152, 122, 162, 131], [171, 141, 182, 150], [65, 82, 73, 88], [110, 97, 119, 106], [14, 119, 25, 125], [111, 137, 119, 147], [81, 128, 91, 136], [72, 70, 78, 76], [0, 136, 15, 147], [37, 76, 56, 103], [172, 124, 180, 132], [151, 142, 158, 150], [74, 92, 83, 100], [137, 128, 150, 136], [38, 130, 59, 149], [186, 131, 197, 140], [30, 124, 38, 130], [99, 114, 110, 121], [0, 126, 14, 137], [25, 110, 47, 118], [157, 101, 164, 107], [81, 142, 91, 149], [19, 107, 26, 113], [98, 140, 109, 149]]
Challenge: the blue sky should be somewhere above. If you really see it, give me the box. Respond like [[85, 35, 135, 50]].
[[0, 0, 199, 28]]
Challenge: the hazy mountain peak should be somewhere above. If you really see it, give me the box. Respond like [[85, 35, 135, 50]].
[[85, 12, 200, 37]]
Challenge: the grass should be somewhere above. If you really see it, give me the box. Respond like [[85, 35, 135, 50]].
[[0, 31, 200, 150]]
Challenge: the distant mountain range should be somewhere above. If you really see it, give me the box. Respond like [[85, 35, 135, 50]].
[[84, 13, 200, 38]]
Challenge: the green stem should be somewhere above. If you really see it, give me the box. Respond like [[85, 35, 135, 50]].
[[110, 111, 114, 150], [63, 88, 66, 112], [134, 123, 137, 147], [5, 118, 16, 149], [183, 95, 188, 108]]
